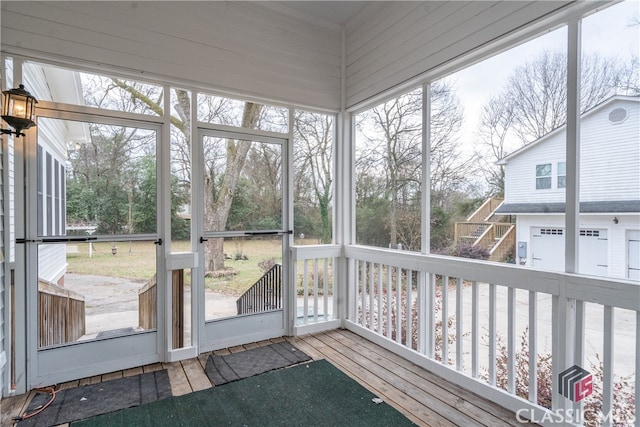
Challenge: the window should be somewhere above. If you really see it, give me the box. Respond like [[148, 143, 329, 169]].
[[24, 62, 164, 116], [536, 163, 551, 189], [197, 93, 288, 133], [293, 110, 334, 245], [557, 161, 566, 189], [355, 89, 422, 251]]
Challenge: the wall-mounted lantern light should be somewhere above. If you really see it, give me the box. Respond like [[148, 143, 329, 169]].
[[613, 216, 619, 224], [1, 84, 38, 137]]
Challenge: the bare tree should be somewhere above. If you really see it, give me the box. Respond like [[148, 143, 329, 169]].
[[474, 94, 516, 197], [293, 111, 334, 243], [356, 81, 466, 250]]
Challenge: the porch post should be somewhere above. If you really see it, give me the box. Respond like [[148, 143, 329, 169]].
[[335, 26, 351, 326], [553, 16, 582, 414], [419, 83, 432, 356]]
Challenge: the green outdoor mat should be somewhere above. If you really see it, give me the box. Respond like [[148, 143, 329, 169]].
[[205, 342, 311, 385], [19, 370, 172, 426], [72, 359, 415, 426]]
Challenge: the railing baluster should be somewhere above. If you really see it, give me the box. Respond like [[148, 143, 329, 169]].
[[352, 259, 359, 323], [442, 276, 449, 365], [507, 287, 516, 394], [313, 258, 319, 322], [369, 261, 374, 330], [528, 290, 537, 403], [602, 306, 614, 427], [377, 263, 383, 334], [303, 260, 309, 324], [472, 280, 479, 378], [396, 267, 402, 344], [386, 265, 392, 339], [426, 273, 435, 358], [636, 310, 639, 427], [456, 277, 463, 371], [488, 283, 496, 385], [361, 261, 365, 325], [406, 270, 413, 349], [323, 258, 328, 320]]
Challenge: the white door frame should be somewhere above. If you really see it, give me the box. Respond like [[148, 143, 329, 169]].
[[18, 108, 167, 388], [194, 127, 291, 352]]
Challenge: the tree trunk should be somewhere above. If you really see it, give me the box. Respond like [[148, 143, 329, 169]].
[[204, 102, 262, 271]]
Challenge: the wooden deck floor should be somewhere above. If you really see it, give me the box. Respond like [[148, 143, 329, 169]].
[[1, 329, 533, 427]]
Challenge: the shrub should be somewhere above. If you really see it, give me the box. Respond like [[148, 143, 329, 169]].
[[489, 329, 635, 426], [257, 257, 276, 273], [450, 243, 490, 260]]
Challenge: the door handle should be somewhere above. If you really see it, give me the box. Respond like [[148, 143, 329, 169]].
[[245, 230, 293, 236], [200, 237, 208, 243]]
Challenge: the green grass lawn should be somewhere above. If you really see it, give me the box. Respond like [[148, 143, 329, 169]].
[[65, 239, 283, 296]]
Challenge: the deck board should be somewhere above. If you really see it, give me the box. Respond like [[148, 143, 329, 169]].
[[1, 330, 536, 427], [325, 329, 518, 426], [333, 329, 523, 426], [300, 332, 458, 427], [181, 358, 211, 391]]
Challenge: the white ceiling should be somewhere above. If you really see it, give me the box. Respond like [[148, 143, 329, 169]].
[[275, 1, 369, 26]]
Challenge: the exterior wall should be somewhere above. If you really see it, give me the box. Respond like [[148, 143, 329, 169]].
[[24, 65, 69, 284], [515, 213, 640, 279], [503, 99, 640, 204], [0, 1, 342, 110], [344, 1, 591, 108]]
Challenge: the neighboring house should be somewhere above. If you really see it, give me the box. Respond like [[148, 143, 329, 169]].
[[23, 63, 86, 285], [496, 96, 640, 280]]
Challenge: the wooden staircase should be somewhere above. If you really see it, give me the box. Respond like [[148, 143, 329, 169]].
[[454, 198, 515, 262]]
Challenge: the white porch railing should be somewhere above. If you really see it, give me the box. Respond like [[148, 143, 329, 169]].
[[342, 245, 639, 427], [290, 244, 638, 426], [291, 245, 342, 334]]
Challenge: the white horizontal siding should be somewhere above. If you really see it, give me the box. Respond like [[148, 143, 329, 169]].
[[345, 1, 586, 108], [504, 99, 640, 204], [37, 244, 66, 284], [579, 100, 640, 202], [504, 135, 566, 204], [0, 1, 342, 110]]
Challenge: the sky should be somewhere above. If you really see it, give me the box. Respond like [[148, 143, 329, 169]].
[[450, 0, 639, 151]]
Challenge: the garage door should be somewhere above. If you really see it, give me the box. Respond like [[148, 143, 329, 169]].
[[531, 228, 608, 276], [628, 230, 640, 280], [578, 229, 608, 277], [531, 228, 564, 271]]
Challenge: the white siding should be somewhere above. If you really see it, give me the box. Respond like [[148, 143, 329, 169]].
[[0, 1, 342, 110], [344, 1, 582, 108], [580, 100, 640, 202], [504, 99, 640, 204], [504, 133, 567, 204]]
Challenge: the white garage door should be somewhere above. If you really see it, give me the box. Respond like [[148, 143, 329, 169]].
[[628, 230, 640, 281], [531, 228, 608, 276], [531, 228, 564, 271], [578, 229, 608, 277]]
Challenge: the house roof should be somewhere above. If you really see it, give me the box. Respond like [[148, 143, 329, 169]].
[[495, 200, 640, 214], [497, 95, 640, 165]]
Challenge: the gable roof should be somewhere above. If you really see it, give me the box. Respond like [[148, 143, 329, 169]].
[[497, 95, 639, 165]]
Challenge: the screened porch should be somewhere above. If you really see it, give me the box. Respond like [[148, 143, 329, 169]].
[[1, 1, 638, 426]]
